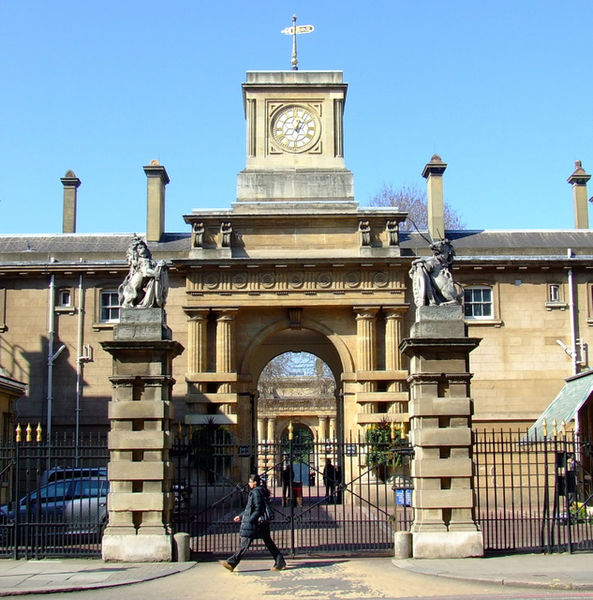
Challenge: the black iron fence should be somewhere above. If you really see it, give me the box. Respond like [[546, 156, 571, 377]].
[[3, 423, 590, 559], [0, 427, 108, 559], [171, 429, 413, 558], [473, 428, 593, 554]]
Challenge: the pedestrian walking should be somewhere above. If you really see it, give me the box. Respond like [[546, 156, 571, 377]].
[[323, 458, 337, 503], [281, 463, 293, 507], [221, 474, 286, 572]]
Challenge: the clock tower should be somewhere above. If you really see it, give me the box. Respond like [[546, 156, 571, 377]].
[[236, 70, 355, 208]]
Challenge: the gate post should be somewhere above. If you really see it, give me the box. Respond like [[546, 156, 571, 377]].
[[101, 308, 183, 561], [400, 305, 483, 558]]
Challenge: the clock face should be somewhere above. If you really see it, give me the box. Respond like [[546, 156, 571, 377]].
[[271, 105, 320, 152]]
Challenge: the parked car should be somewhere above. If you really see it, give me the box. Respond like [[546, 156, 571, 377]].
[[40, 466, 107, 487], [0, 477, 109, 541]]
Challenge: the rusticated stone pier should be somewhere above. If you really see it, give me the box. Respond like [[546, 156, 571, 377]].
[[101, 308, 183, 561], [399, 305, 483, 558]]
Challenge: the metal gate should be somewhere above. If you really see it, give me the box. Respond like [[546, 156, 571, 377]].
[[0, 429, 109, 559], [473, 428, 593, 554], [171, 429, 412, 558]]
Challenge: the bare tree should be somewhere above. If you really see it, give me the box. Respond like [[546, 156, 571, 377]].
[[370, 184, 465, 232]]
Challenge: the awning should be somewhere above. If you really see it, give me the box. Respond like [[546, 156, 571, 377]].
[[526, 369, 593, 440]]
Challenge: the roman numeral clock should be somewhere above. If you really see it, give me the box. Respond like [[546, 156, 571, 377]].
[[270, 103, 321, 153]]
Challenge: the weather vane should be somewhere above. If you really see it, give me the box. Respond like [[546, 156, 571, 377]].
[[281, 15, 314, 71]]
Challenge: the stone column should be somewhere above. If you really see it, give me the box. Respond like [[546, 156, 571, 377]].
[[101, 308, 183, 562], [185, 308, 209, 397], [187, 309, 208, 375], [329, 417, 336, 440], [215, 309, 236, 396], [355, 307, 378, 393], [267, 417, 276, 443], [400, 304, 482, 559], [257, 418, 265, 443], [384, 306, 406, 395]]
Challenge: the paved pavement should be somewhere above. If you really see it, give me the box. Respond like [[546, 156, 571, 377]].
[[0, 552, 592, 596]]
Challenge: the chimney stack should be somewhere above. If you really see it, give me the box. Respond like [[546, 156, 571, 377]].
[[422, 154, 447, 240], [61, 170, 81, 233], [144, 160, 170, 242], [567, 160, 591, 229]]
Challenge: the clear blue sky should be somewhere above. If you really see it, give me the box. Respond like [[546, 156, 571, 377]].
[[2, 1, 592, 234]]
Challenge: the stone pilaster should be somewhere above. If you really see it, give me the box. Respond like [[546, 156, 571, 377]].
[[101, 308, 183, 562], [400, 304, 483, 559]]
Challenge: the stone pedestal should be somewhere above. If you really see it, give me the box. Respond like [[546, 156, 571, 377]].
[[101, 308, 183, 562], [400, 305, 483, 558]]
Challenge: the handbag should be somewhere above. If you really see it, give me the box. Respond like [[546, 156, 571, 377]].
[[258, 498, 274, 524]]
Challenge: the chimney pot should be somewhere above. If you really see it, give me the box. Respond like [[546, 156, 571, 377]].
[[144, 162, 170, 242], [422, 155, 447, 240], [568, 160, 591, 229], [60, 170, 81, 234]]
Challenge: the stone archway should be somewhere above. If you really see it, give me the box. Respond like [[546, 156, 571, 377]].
[[256, 351, 337, 446], [240, 321, 348, 446]]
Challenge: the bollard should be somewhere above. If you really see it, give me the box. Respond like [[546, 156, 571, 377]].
[[393, 531, 412, 559], [174, 532, 191, 562]]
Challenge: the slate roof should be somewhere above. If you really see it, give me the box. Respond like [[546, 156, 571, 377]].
[[400, 230, 593, 260], [0, 229, 591, 266], [0, 233, 191, 266]]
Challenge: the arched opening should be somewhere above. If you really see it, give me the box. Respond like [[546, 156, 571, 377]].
[[256, 351, 338, 446]]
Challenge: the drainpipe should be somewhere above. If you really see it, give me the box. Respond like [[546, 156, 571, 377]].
[[47, 274, 55, 441], [47, 270, 65, 441], [567, 249, 578, 376], [75, 274, 84, 464]]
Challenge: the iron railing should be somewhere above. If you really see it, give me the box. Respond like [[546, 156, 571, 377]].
[[0, 428, 108, 559], [473, 428, 593, 554]]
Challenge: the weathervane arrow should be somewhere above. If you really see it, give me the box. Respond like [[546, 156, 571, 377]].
[[281, 15, 314, 71]]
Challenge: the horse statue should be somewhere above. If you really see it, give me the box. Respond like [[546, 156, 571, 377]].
[[409, 238, 463, 307], [118, 235, 168, 309]]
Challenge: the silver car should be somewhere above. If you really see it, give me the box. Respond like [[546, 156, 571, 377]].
[[0, 477, 109, 540]]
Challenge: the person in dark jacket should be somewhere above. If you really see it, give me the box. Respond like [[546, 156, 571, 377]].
[[221, 474, 286, 572], [323, 458, 337, 503], [281, 464, 293, 507]]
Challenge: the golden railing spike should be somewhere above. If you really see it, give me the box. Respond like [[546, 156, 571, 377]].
[[390, 420, 396, 441], [25, 423, 32, 443], [177, 422, 183, 440], [552, 419, 558, 438], [288, 421, 294, 441], [542, 419, 548, 438], [560, 420, 567, 437], [15, 423, 21, 443], [36, 423, 42, 443]]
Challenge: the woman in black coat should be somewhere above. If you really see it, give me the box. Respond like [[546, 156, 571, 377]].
[[221, 474, 286, 572]]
